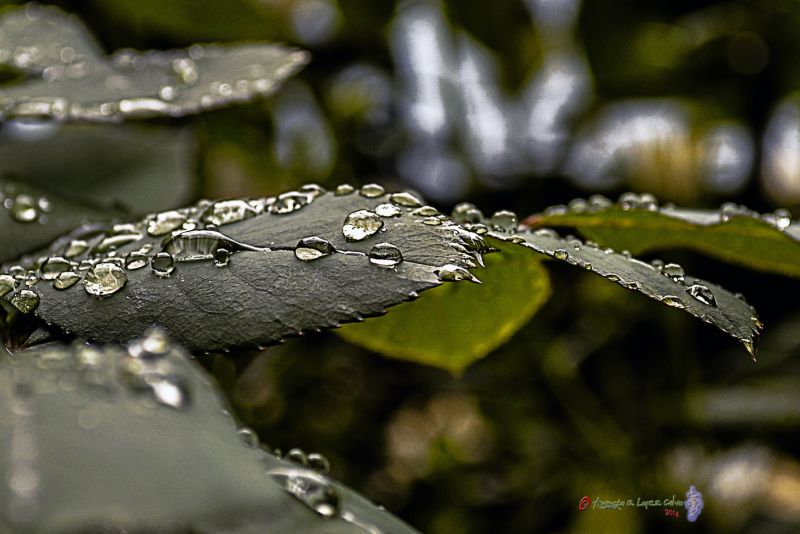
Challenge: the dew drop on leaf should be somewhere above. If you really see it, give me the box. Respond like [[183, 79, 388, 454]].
[[434, 264, 479, 283], [64, 239, 89, 258], [268, 469, 340, 519], [368, 243, 403, 267], [359, 183, 385, 198], [686, 283, 717, 307], [83, 262, 127, 297], [0, 274, 16, 296], [489, 210, 518, 232], [286, 448, 309, 466], [342, 210, 383, 241], [663, 263, 685, 284], [662, 295, 687, 309], [125, 251, 149, 270], [40, 256, 71, 280], [307, 453, 331, 474], [294, 236, 335, 261], [237, 427, 260, 448], [389, 191, 422, 207], [53, 271, 81, 290], [10, 289, 40, 313], [554, 249, 569, 260], [334, 184, 355, 196], [147, 210, 186, 237], [151, 252, 175, 277], [374, 203, 401, 218], [201, 199, 257, 226]]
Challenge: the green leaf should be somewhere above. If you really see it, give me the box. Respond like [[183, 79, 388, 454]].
[[525, 193, 800, 278], [0, 331, 418, 533], [0, 5, 308, 122], [479, 223, 762, 359], [4, 185, 485, 352], [337, 242, 551, 374]]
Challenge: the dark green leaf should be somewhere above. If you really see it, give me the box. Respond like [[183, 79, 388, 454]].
[[0, 5, 308, 122], [337, 242, 551, 374], [0, 331, 418, 533], [5, 185, 485, 351], [525, 194, 800, 278]]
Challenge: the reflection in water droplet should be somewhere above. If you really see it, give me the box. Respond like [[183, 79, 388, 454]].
[[53, 271, 81, 290], [342, 210, 383, 241], [663, 263, 685, 284], [152, 252, 175, 277], [435, 264, 479, 283], [359, 183, 385, 198], [374, 203, 401, 218], [10, 289, 39, 313], [84, 263, 127, 297], [662, 296, 687, 309], [295, 237, 335, 261], [686, 283, 717, 307], [150, 375, 190, 409], [147, 210, 186, 237], [0, 274, 16, 297], [389, 191, 422, 207], [40, 257, 71, 280], [269, 469, 340, 518], [368, 243, 403, 267], [125, 251, 149, 270], [554, 249, 569, 260]]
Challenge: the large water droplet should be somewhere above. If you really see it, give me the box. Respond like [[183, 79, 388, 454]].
[[269, 469, 340, 518], [202, 200, 257, 226], [489, 210, 518, 232], [53, 271, 81, 290], [374, 203, 401, 218], [389, 191, 422, 207], [368, 243, 403, 267], [295, 237, 335, 261], [147, 210, 186, 237], [125, 251, 149, 270], [435, 264, 479, 283], [10, 289, 39, 313], [451, 203, 484, 224], [663, 263, 685, 284], [163, 229, 253, 262], [0, 274, 16, 297], [686, 283, 717, 307], [359, 183, 385, 198], [40, 257, 71, 280], [342, 210, 383, 241], [84, 263, 127, 297], [151, 252, 175, 277]]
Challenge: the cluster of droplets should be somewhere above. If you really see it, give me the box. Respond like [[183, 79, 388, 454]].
[[1, 183, 52, 223]]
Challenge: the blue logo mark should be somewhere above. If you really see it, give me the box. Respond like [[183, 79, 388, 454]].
[[684, 485, 704, 522]]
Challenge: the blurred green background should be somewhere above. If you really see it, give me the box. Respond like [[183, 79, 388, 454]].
[[4, 0, 800, 532]]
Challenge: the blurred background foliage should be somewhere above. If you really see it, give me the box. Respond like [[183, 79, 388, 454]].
[[3, 0, 800, 532]]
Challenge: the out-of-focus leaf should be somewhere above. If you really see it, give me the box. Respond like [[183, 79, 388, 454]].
[[0, 123, 195, 214], [525, 194, 800, 278], [0, 178, 111, 263], [476, 221, 762, 358], [4, 185, 485, 351], [0, 332, 419, 533], [337, 243, 551, 374], [0, 5, 309, 122]]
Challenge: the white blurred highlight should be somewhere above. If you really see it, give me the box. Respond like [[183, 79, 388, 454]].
[[762, 98, 800, 204]]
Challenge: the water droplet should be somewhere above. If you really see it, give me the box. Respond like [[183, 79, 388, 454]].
[[662, 263, 685, 284], [544, 204, 568, 216], [53, 271, 81, 290], [147, 210, 186, 237], [93, 232, 143, 254], [214, 248, 231, 267], [662, 296, 687, 309], [163, 229, 251, 262], [308, 453, 330, 474], [434, 264, 479, 283], [568, 198, 587, 213], [10, 289, 39, 313], [342, 210, 383, 241], [202, 200, 257, 226], [410, 206, 440, 217], [451, 203, 484, 224], [270, 191, 311, 215], [422, 217, 442, 226], [553, 249, 569, 260], [125, 251, 149, 270], [286, 448, 309, 466], [300, 184, 326, 198], [720, 202, 757, 222], [618, 192, 658, 211], [269, 469, 340, 518], [134, 328, 171, 357], [368, 243, 403, 267], [40, 257, 71, 280], [588, 194, 613, 211], [295, 237, 335, 261], [359, 183, 385, 198], [533, 228, 558, 238], [0, 274, 16, 297], [149, 376, 190, 409], [63, 239, 89, 258], [606, 274, 621, 282], [334, 184, 355, 196], [172, 57, 198, 84], [761, 209, 792, 231], [489, 210, 518, 232], [389, 191, 422, 207], [10, 194, 38, 222], [686, 283, 717, 307], [84, 263, 127, 297], [238, 427, 260, 448], [374, 203, 401, 218], [151, 252, 175, 277]]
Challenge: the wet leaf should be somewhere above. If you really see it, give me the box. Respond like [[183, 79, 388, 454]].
[[337, 243, 551, 374], [482, 225, 762, 358], [0, 332, 418, 533], [525, 194, 800, 278], [0, 178, 111, 264], [0, 5, 308, 122], [5, 186, 485, 352], [0, 123, 196, 214]]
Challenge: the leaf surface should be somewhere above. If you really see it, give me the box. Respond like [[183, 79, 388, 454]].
[[0, 332, 418, 533]]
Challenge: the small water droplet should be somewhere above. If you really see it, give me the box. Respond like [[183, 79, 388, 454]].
[[368, 243, 403, 267], [63, 239, 89, 258], [553, 249, 569, 260], [308, 453, 330, 474], [374, 203, 401, 218], [40, 256, 71, 280], [149, 375, 190, 409], [410, 206, 440, 217], [451, 203, 483, 224], [342, 210, 383, 241], [202, 200, 257, 226], [686, 283, 717, 307], [270, 191, 311, 215], [489, 210, 518, 232], [125, 251, 149, 270], [286, 448, 309, 466], [269, 469, 340, 518], [10, 289, 39, 313], [135, 328, 171, 357], [0, 274, 16, 297], [151, 252, 175, 277], [238, 427, 260, 448], [359, 183, 385, 198], [662, 295, 687, 309], [606, 274, 621, 282], [214, 248, 231, 267], [389, 191, 422, 207], [544, 204, 568, 216], [147, 210, 186, 237], [422, 217, 442, 226], [588, 194, 612, 211], [10, 194, 38, 222], [295, 237, 335, 261], [434, 264, 479, 283], [533, 228, 558, 238], [568, 198, 587, 213], [662, 263, 685, 284], [53, 271, 81, 290], [84, 263, 127, 297], [334, 184, 355, 196]]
